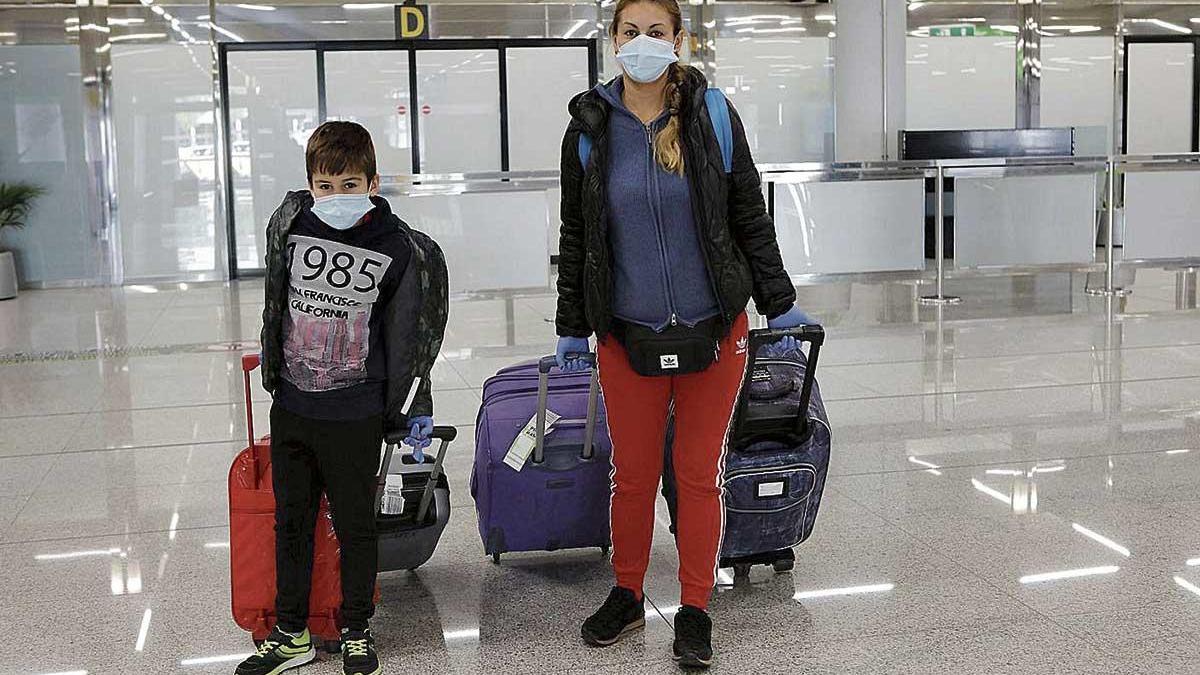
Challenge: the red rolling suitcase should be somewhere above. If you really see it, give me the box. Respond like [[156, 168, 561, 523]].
[[228, 353, 344, 652]]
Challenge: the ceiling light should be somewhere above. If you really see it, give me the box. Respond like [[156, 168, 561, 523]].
[[1130, 18, 1192, 35], [342, 3, 390, 8], [1071, 523, 1131, 557], [563, 18, 588, 39], [795, 583, 895, 600], [109, 33, 167, 42], [135, 608, 153, 652], [208, 22, 245, 42], [971, 478, 1012, 505], [1175, 576, 1200, 598], [36, 548, 122, 561], [234, 3, 275, 9], [180, 654, 253, 666], [1019, 566, 1120, 584]]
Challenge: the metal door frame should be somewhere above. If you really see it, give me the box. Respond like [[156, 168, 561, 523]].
[[217, 37, 598, 278], [1122, 35, 1200, 154]]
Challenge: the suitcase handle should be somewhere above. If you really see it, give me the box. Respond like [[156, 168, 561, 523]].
[[376, 425, 457, 524], [241, 353, 269, 489], [740, 325, 824, 440], [534, 354, 599, 464]]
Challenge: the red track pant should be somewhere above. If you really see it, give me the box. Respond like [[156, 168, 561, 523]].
[[597, 312, 748, 609]]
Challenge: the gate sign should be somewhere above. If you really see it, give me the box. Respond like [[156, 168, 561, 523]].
[[394, 4, 429, 39]]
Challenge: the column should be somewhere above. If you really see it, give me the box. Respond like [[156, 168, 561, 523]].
[[834, 0, 906, 161], [77, 0, 122, 285], [1015, 0, 1042, 128]]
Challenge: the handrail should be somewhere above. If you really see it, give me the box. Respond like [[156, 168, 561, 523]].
[[374, 153, 1200, 188]]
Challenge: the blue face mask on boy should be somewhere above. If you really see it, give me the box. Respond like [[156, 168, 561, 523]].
[[311, 193, 374, 230]]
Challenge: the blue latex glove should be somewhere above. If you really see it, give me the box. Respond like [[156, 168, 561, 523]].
[[767, 305, 812, 330], [555, 336, 592, 372], [404, 416, 434, 462], [763, 335, 800, 358], [766, 306, 812, 355]]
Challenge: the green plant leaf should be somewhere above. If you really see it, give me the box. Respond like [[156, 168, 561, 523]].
[[0, 183, 47, 232]]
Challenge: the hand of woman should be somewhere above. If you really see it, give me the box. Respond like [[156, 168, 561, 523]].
[[555, 336, 592, 372]]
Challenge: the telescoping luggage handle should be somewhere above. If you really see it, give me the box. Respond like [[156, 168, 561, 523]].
[[379, 426, 458, 524], [741, 325, 825, 438], [241, 353, 268, 489], [534, 354, 599, 464]]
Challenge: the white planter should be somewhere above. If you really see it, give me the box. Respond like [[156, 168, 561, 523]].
[[0, 250, 17, 300]]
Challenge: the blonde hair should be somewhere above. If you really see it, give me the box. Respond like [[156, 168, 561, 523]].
[[611, 0, 686, 176]]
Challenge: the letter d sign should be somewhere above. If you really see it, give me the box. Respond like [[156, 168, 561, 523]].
[[395, 4, 428, 39]]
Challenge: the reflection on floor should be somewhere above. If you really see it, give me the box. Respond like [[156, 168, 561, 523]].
[[1, 270, 1199, 674]]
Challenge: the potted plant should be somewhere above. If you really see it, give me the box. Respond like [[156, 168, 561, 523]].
[[0, 182, 45, 300]]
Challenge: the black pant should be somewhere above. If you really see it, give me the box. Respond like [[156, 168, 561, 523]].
[[270, 403, 382, 632]]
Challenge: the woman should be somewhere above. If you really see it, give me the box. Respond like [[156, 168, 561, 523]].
[[554, 0, 807, 668]]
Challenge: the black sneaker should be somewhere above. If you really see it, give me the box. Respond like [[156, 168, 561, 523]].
[[672, 605, 713, 669], [235, 626, 315, 675], [340, 628, 381, 675], [581, 586, 646, 646]]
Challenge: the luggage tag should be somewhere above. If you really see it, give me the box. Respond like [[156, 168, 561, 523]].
[[381, 474, 406, 515], [504, 408, 562, 472]]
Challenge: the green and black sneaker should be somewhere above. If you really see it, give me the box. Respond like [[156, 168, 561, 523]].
[[235, 626, 316, 675], [340, 628, 381, 675]]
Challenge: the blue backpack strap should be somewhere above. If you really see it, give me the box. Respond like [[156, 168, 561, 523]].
[[704, 88, 733, 174], [578, 133, 593, 172]]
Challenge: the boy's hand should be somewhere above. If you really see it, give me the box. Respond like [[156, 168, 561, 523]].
[[405, 416, 434, 462]]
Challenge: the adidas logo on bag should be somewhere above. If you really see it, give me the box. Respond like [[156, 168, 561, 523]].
[[736, 336, 748, 355], [660, 354, 679, 370]]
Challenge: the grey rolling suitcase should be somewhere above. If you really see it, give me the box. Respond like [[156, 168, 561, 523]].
[[376, 426, 457, 572]]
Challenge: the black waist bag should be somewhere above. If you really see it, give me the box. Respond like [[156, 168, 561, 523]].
[[613, 318, 721, 377]]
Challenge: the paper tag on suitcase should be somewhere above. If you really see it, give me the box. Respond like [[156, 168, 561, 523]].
[[504, 409, 561, 472], [381, 474, 406, 515]]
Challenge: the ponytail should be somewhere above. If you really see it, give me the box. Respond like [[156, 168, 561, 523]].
[[654, 63, 686, 176]]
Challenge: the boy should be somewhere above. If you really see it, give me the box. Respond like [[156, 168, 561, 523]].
[[238, 121, 449, 675]]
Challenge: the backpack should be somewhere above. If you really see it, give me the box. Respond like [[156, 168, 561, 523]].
[[578, 88, 733, 174]]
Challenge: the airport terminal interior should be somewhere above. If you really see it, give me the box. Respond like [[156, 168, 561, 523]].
[[4, 0, 1200, 673]]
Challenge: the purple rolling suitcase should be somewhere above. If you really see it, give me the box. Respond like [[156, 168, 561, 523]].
[[471, 355, 612, 563]]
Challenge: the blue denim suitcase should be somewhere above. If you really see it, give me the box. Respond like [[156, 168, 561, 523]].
[[664, 325, 829, 576]]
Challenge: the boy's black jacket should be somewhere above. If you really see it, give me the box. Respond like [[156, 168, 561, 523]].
[[259, 191, 449, 431]]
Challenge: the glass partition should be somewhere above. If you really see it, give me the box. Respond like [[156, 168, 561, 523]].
[[388, 185, 554, 292], [112, 43, 220, 281], [415, 49, 501, 173], [1125, 41, 1195, 154], [225, 49, 320, 273], [0, 45, 97, 286], [325, 50, 414, 176], [505, 46, 590, 171], [1124, 170, 1200, 261], [906, 37, 1016, 130], [768, 173, 927, 276], [952, 171, 1099, 269], [714, 37, 834, 162]]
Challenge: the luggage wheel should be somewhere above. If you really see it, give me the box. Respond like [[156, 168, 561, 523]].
[[600, 544, 610, 557], [491, 551, 501, 565], [733, 563, 752, 579], [772, 558, 795, 573], [323, 639, 342, 654]]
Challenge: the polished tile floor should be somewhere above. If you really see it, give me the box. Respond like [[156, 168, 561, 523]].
[[2, 270, 1200, 674]]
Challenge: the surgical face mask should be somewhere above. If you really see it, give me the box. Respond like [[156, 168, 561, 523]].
[[311, 192, 374, 230], [616, 33, 679, 84]]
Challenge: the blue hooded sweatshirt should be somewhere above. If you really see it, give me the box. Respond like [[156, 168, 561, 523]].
[[597, 79, 720, 332]]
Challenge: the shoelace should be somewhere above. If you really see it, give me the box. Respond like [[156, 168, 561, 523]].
[[255, 640, 280, 657], [343, 638, 370, 658]]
